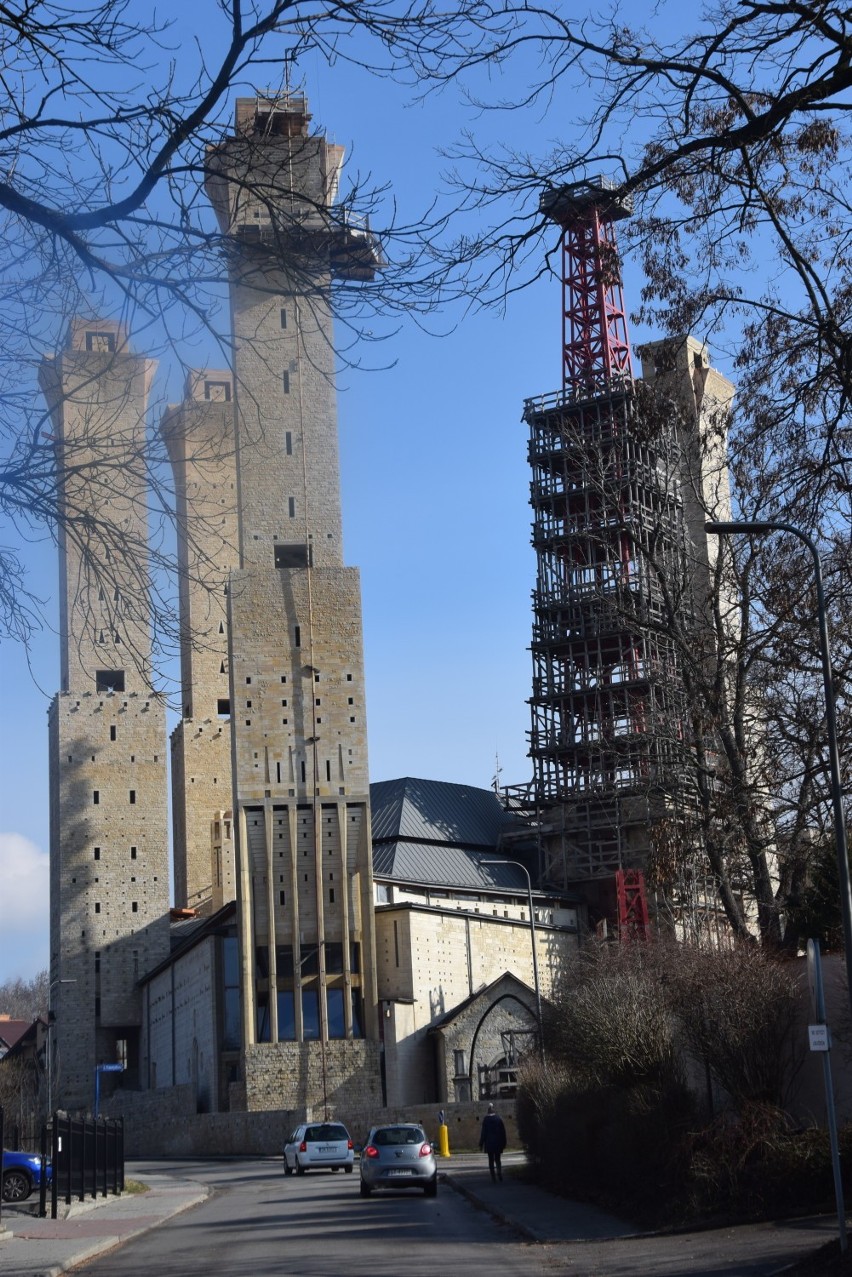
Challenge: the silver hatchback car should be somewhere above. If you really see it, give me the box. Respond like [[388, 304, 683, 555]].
[[283, 1122, 354, 1175], [359, 1124, 437, 1197]]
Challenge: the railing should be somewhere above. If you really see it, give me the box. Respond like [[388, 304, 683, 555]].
[[40, 1111, 124, 1219]]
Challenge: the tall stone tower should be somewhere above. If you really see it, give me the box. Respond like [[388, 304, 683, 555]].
[[162, 369, 238, 912], [41, 319, 170, 1111], [203, 93, 381, 1109]]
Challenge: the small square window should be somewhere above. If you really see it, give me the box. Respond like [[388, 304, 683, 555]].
[[204, 379, 232, 402], [86, 331, 116, 353]]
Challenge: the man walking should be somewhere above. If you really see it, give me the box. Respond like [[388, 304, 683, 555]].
[[479, 1102, 507, 1183]]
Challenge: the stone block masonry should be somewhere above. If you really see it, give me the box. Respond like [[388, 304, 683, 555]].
[[42, 319, 170, 1112]]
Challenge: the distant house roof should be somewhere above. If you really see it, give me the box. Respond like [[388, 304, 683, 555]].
[[0, 1018, 32, 1055], [370, 777, 552, 896]]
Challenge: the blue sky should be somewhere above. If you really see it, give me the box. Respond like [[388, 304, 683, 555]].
[[0, 3, 700, 981]]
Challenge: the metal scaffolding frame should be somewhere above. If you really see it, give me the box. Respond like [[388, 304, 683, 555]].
[[521, 178, 704, 905]]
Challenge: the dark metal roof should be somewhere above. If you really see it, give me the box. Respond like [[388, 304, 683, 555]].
[[370, 777, 546, 894], [370, 777, 520, 848], [372, 840, 530, 892]]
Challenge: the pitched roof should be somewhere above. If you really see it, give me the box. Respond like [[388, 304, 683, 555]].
[[370, 777, 539, 894], [0, 1018, 31, 1051], [371, 777, 517, 847]]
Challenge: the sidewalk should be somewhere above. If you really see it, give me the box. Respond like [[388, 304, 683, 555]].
[[0, 1168, 208, 1277], [441, 1152, 844, 1275], [441, 1151, 633, 1243]]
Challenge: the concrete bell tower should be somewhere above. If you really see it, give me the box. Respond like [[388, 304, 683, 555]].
[[204, 92, 381, 1109]]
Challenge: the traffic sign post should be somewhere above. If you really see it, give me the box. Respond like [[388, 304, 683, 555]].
[[94, 1063, 125, 1118]]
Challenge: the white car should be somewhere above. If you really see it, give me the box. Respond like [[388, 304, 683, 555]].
[[283, 1122, 354, 1175]]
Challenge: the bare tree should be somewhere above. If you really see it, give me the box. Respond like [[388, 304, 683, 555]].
[[428, 3, 852, 940], [0, 0, 516, 665], [0, 971, 48, 1020]]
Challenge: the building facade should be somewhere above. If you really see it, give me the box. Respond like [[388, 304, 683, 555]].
[[202, 93, 382, 1107], [42, 319, 170, 1111]]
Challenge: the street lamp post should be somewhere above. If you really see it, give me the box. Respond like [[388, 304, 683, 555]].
[[485, 859, 546, 1066], [706, 519, 852, 1018]]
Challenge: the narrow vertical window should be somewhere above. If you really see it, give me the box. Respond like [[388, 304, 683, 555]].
[[93, 790, 100, 805], [110, 725, 116, 741], [279, 890, 286, 906], [130, 846, 137, 860], [93, 847, 101, 861], [326, 759, 331, 781], [285, 431, 292, 455], [393, 920, 400, 967], [129, 790, 136, 804], [294, 625, 301, 648], [282, 370, 290, 395], [280, 308, 287, 329], [288, 497, 295, 518], [300, 760, 306, 783]]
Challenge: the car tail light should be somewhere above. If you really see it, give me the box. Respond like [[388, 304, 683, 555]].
[[419, 1144, 432, 1158], [364, 1145, 379, 1158], [347, 1139, 353, 1150], [299, 1141, 307, 1153]]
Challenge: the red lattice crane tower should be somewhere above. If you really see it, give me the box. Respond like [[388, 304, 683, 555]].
[[540, 178, 633, 396]]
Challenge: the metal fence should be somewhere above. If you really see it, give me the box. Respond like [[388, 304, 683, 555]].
[[42, 1111, 125, 1218]]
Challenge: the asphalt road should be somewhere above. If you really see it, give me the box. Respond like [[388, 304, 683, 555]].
[[75, 1158, 553, 1277]]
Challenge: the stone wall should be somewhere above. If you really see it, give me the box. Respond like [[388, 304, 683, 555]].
[[104, 1087, 517, 1158], [243, 1039, 383, 1112]]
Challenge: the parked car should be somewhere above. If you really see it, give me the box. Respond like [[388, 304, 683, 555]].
[[283, 1122, 354, 1175], [2, 1150, 52, 1203], [359, 1124, 437, 1197]]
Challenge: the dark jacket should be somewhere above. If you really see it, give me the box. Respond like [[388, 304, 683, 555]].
[[479, 1112, 507, 1154]]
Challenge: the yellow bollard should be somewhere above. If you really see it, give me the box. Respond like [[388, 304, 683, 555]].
[[438, 1123, 450, 1158]]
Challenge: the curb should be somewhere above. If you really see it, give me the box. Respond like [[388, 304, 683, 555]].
[[0, 1183, 209, 1277], [442, 1174, 540, 1244]]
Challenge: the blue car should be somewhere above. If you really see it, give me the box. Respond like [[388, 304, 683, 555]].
[[2, 1150, 51, 1202]]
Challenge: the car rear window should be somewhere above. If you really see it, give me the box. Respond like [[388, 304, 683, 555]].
[[373, 1127, 425, 1146], [305, 1124, 348, 1141]]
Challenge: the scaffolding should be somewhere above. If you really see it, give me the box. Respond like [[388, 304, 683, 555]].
[[524, 179, 699, 900]]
